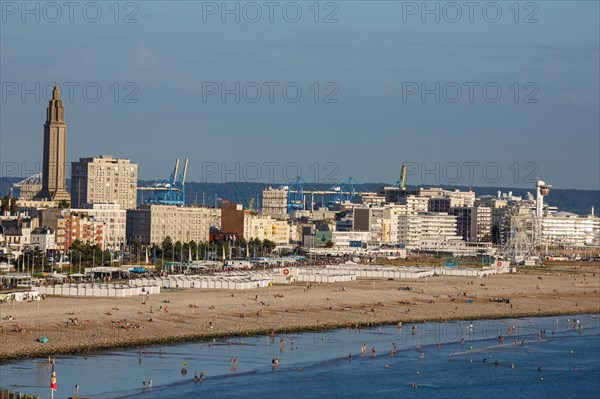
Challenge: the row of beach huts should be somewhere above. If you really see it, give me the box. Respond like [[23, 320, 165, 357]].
[[30, 263, 511, 296], [35, 283, 160, 297]]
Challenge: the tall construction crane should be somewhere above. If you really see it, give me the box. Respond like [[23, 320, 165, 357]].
[[392, 164, 407, 189], [138, 158, 188, 206], [400, 164, 407, 190]]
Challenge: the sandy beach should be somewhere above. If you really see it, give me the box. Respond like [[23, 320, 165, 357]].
[[1, 264, 598, 362]]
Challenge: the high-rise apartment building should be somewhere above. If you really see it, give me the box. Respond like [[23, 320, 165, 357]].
[[261, 187, 288, 219], [126, 205, 215, 245], [71, 155, 138, 209]]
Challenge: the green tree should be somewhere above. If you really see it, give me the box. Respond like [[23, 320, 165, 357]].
[[262, 239, 276, 252], [68, 240, 110, 266], [9, 197, 18, 214], [174, 241, 183, 261], [161, 236, 174, 259], [188, 240, 198, 260], [1, 195, 9, 214]]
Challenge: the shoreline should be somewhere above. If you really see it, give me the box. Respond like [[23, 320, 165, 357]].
[[2, 308, 598, 363], [2, 265, 599, 363]]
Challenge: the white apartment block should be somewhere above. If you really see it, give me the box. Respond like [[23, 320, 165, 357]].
[[472, 205, 493, 242], [29, 227, 56, 251], [353, 206, 385, 246], [67, 204, 126, 250], [127, 205, 215, 245], [382, 200, 431, 244], [418, 187, 476, 207], [261, 187, 288, 219], [398, 212, 463, 249], [243, 214, 290, 244], [541, 212, 600, 247], [71, 155, 138, 209], [332, 231, 371, 249]]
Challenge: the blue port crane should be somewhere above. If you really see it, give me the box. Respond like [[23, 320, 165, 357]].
[[283, 176, 306, 212], [330, 177, 360, 204], [281, 176, 376, 211], [138, 158, 188, 206]]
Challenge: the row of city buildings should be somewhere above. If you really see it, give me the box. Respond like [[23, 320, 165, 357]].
[[2, 180, 598, 260], [1, 84, 598, 262]]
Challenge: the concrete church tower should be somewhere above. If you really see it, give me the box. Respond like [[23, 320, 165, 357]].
[[36, 83, 71, 202]]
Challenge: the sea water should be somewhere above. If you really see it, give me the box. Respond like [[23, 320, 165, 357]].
[[1, 314, 599, 399]]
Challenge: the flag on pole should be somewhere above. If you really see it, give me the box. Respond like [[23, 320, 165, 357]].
[[50, 362, 57, 391]]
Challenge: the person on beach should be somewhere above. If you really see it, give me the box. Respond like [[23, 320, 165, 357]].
[[149, 379, 153, 390], [142, 380, 146, 391], [200, 371, 205, 382], [348, 353, 352, 361], [362, 343, 367, 356], [194, 371, 198, 382], [371, 347, 377, 357]]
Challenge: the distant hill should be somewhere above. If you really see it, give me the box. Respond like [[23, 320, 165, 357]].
[[1, 177, 597, 216]]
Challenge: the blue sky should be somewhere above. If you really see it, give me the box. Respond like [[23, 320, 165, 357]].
[[1, 1, 598, 189]]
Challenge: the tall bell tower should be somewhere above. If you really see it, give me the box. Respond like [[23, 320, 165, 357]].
[[35, 83, 70, 202]]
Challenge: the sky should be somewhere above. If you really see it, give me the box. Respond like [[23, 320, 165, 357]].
[[1, 0, 598, 189]]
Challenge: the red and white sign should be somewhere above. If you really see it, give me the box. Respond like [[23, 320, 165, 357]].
[[283, 268, 290, 276], [496, 261, 503, 268]]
